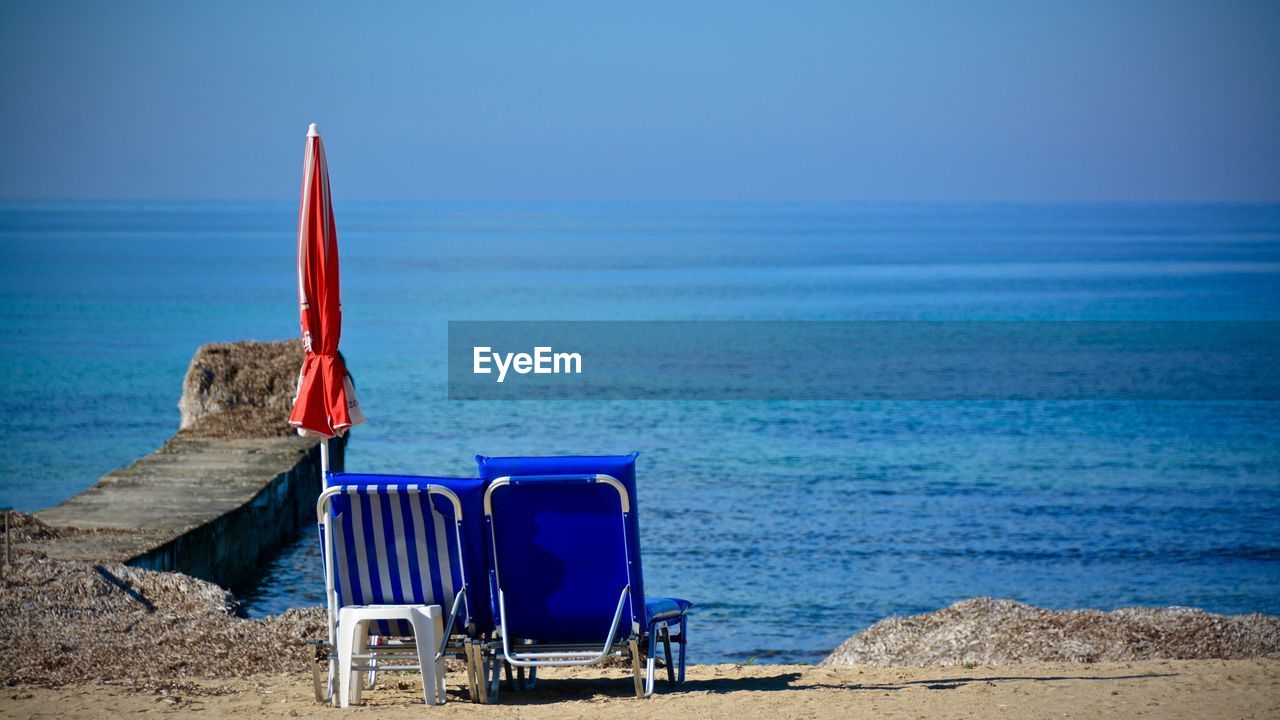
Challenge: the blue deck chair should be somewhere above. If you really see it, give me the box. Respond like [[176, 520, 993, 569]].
[[315, 475, 491, 706], [474, 454, 691, 700]]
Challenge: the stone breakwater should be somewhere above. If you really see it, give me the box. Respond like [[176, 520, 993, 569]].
[[822, 597, 1280, 667], [29, 339, 341, 590]]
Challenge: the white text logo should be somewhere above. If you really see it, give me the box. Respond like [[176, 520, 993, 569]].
[[473, 346, 583, 383]]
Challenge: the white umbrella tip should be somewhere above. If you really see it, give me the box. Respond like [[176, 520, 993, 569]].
[[307, 123, 320, 138]]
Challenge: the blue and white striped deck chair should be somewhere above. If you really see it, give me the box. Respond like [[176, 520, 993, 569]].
[[474, 454, 691, 701], [315, 475, 486, 705]]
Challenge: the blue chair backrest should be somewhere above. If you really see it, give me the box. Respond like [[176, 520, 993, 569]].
[[323, 474, 492, 636], [484, 474, 636, 643], [476, 454, 645, 623]]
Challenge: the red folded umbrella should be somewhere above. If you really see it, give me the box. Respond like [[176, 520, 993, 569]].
[[289, 123, 365, 439]]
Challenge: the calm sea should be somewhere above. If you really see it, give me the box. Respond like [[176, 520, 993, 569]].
[[2, 201, 1278, 663]]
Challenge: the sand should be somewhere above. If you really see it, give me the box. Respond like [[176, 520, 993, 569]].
[[2, 660, 1277, 719], [4, 548, 1279, 718]]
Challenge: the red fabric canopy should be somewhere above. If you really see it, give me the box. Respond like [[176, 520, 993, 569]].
[[289, 124, 365, 438]]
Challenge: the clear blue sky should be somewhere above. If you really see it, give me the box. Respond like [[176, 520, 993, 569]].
[[1, 0, 1277, 202]]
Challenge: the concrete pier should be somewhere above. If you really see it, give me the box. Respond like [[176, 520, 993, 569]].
[[37, 435, 342, 589], [33, 340, 342, 590]]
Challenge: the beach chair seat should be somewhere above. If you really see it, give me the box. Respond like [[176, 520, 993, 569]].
[[336, 604, 443, 707], [474, 454, 691, 700], [646, 597, 693, 623], [316, 478, 489, 707]]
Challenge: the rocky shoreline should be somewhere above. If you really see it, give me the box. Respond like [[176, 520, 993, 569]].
[[823, 597, 1280, 666], [3, 522, 1278, 690], [0, 517, 324, 689]]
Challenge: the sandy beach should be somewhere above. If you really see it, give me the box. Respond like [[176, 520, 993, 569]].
[[4, 661, 1278, 719], [4, 528, 1278, 719]]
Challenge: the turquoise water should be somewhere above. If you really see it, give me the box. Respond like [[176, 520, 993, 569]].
[[2, 201, 1278, 663]]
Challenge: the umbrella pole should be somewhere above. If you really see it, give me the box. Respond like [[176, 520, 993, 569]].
[[319, 437, 337, 704], [320, 438, 330, 488]]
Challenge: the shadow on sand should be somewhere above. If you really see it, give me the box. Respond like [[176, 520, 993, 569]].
[[460, 670, 1179, 704], [465, 672, 804, 704], [848, 673, 1178, 692]]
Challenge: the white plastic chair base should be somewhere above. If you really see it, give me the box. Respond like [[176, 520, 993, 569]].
[[337, 605, 444, 708]]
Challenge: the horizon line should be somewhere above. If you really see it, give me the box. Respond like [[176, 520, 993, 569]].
[[2, 196, 1279, 207]]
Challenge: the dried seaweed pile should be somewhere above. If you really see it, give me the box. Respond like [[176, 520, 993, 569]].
[[0, 547, 326, 688], [176, 339, 303, 440], [4, 511, 62, 543], [822, 597, 1280, 667]]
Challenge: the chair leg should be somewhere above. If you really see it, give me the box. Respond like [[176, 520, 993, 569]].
[[336, 616, 360, 708], [365, 635, 379, 690], [629, 637, 644, 698], [662, 625, 675, 683], [510, 640, 538, 691], [433, 612, 447, 704], [464, 640, 480, 703], [310, 642, 331, 704], [645, 630, 657, 697], [327, 656, 338, 707], [408, 607, 441, 706], [524, 666, 538, 690], [678, 616, 688, 684], [484, 646, 502, 703], [471, 642, 499, 704], [351, 631, 368, 706], [467, 641, 483, 704]]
